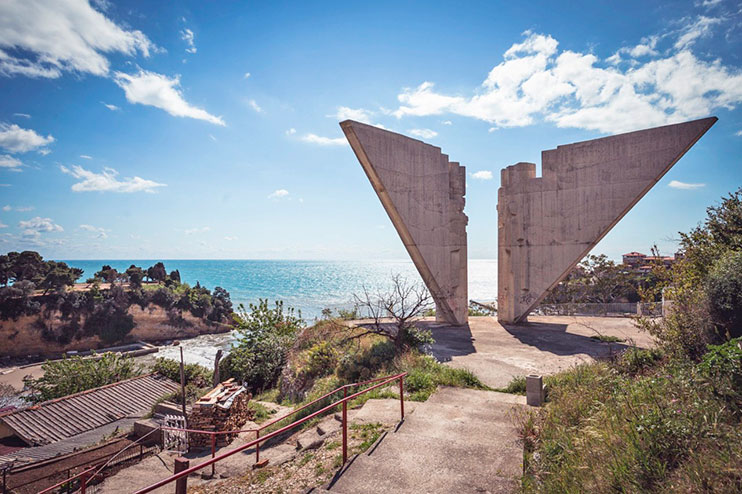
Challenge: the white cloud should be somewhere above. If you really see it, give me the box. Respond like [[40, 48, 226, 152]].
[[471, 170, 494, 180], [247, 99, 263, 113], [184, 226, 210, 235], [0, 123, 54, 153], [209, 134, 217, 142], [389, 23, 742, 134], [13, 113, 30, 119], [334, 106, 373, 123], [4, 205, 34, 212], [0, 222, 6, 228], [181, 28, 197, 54], [408, 128, 438, 139], [300, 134, 346, 146], [608, 36, 659, 63], [114, 70, 225, 126], [0, 154, 22, 170], [268, 189, 289, 199], [79, 224, 108, 238], [224, 236, 237, 241], [80, 154, 92, 160], [0, 0, 153, 78], [285, 128, 296, 136], [735, 130, 742, 136], [668, 180, 706, 189], [60, 164, 166, 193], [244, 72, 251, 79], [102, 102, 120, 111], [674, 16, 721, 50], [488, 127, 497, 133], [442, 120, 452, 125], [19, 217, 63, 238]]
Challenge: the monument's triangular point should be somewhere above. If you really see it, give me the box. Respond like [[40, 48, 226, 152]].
[[498, 116, 717, 323], [341, 120, 468, 325]]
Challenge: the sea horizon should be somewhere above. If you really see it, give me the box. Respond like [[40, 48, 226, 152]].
[[61, 259, 499, 323]]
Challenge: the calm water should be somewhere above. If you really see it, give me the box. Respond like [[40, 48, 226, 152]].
[[63, 259, 497, 366]]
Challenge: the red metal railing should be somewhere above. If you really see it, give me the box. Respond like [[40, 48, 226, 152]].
[[134, 372, 406, 494], [37, 466, 97, 494]]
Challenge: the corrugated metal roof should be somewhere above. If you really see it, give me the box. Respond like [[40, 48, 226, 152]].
[[0, 374, 178, 446]]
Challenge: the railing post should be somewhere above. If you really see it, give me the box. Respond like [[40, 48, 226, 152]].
[[399, 375, 405, 420], [174, 457, 189, 494], [342, 387, 348, 465], [79, 472, 88, 494], [211, 434, 216, 477], [255, 430, 260, 464]]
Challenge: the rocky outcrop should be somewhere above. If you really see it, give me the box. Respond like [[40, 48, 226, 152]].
[[0, 304, 231, 358]]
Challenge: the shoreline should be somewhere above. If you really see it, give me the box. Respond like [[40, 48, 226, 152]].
[[0, 329, 236, 392]]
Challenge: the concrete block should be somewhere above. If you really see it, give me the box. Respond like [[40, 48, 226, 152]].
[[525, 375, 544, 407], [497, 117, 717, 323], [341, 120, 468, 325]]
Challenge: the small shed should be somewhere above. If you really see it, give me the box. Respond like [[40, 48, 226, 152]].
[[0, 374, 179, 447]]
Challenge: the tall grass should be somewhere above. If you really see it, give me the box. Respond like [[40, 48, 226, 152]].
[[519, 346, 742, 493]]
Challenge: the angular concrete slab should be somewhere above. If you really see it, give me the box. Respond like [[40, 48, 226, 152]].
[[497, 117, 717, 323], [341, 120, 468, 325]]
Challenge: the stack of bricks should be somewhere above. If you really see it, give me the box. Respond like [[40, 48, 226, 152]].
[[188, 378, 253, 449]]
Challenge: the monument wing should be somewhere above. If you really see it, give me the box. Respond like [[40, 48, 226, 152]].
[[341, 120, 468, 325], [498, 117, 717, 323]]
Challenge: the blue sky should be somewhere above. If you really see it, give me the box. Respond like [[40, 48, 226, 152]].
[[0, 0, 740, 261]]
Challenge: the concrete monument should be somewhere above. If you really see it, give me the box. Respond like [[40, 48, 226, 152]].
[[497, 117, 717, 324], [341, 120, 468, 325]]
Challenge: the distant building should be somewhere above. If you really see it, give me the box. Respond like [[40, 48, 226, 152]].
[[622, 251, 679, 272], [622, 252, 647, 266]]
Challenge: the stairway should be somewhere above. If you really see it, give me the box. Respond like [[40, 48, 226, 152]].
[[325, 387, 526, 494]]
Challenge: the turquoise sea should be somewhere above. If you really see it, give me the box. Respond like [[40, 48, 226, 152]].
[[62, 259, 498, 366], [63, 259, 498, 321]]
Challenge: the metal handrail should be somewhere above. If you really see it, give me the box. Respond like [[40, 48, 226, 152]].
[[134, 372, 407, 494], [37, 466, 96, 494], [161, 373, 405, 470]]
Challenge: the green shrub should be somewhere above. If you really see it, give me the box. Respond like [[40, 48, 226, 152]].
[[152, 357, 212, 387], [24, 352, 141, 403], [699, 337, 742, 414], [220, 335, 288, 393], [706, 250, 742, 339], [304, 341, 338, 378], [405, 369, 434, 394], [233, 299, 303, 348], [336, 340, 396, 383], [496, 375, 527, 395], [614, 347, 664, 376], [397, 326, 434, 351]]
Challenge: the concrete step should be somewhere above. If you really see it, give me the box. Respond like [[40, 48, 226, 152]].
[[326, 387, 523, 494], [329, 448, 519, 494], [423, 386, 526, 407]]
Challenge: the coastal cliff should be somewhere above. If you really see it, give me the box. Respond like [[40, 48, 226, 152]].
[[0, 304, 231, 358]]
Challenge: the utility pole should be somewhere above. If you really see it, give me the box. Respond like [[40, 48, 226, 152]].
[[179, 347, 187, 421]]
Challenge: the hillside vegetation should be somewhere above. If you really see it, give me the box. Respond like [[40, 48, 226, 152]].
[[0, 255, 233, 346], [518, 188, 742, 493]]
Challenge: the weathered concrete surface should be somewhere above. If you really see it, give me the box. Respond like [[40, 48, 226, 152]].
[[341, 120, 468, 325], [497, 117, 717, 323], [427, 315, 653, 388], [328, 388, 525, 494]]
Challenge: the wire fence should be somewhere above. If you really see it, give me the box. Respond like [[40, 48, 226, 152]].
[[535, 302, 662, 317]]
